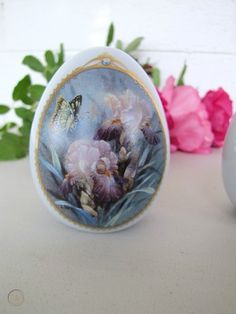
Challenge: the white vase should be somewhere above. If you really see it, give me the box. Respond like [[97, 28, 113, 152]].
[[222, 113, 236, 206]]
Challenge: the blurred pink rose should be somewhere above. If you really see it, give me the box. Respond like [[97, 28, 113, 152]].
[[202, 88, 233, 147], [159, 76, 214, 154]]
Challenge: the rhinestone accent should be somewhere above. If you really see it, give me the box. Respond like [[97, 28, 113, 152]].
[[101, 58, 111, 66]]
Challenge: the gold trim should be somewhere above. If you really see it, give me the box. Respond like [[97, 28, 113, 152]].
[[83, 53, 127, 69], [34, 53, 168, 232]]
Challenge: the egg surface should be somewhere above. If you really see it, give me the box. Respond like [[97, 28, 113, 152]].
[[30, 47, 169, 232]]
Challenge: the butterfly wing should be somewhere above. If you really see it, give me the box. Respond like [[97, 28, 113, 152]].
[[51, 96, 71, 131], [69, 95, 82, 123], [51, 95, 82, 132]]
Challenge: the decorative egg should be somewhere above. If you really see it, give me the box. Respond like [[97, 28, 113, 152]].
[[30, 47, 170, 232], [222, 113, 236, 206]]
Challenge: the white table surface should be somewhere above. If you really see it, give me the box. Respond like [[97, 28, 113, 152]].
[[0, 149, 236, 314]]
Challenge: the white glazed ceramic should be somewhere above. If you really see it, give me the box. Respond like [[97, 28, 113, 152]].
[[222, 113, 236, 206], [30, 47, 170, 233]]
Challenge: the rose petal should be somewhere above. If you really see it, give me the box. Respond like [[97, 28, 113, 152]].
[[202, 88, 233, 147], [161, 76, 175, 104], [170, 113, 213, 153]]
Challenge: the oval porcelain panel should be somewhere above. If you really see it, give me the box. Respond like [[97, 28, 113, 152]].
[[30, 47, 169, 232]]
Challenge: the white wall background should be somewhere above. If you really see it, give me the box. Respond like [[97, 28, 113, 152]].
[[0, 0, 235, 121]]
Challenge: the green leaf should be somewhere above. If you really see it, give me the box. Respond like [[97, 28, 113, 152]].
[[12, 75, 33, 105], [22, 55, 45, 73], [45, 50, 56, 68], [0, 105, 10, 114], [152, 67, 161, 87], [106, 22, 114, 46], [177, 63, 187, 86], [51, 146, 62, 174], [125, 37, 144, 53], [57, 43, 64, 66], [0, 44, 68, 161], [116, 39, 123, 50], [0, 122, 17, 132], [19, 120, 32, 137], [13, 75, 31, 99], [28, 84, 45, 102], [44, 69, 54, 82], [0, 132, 28, 160], [15, 107, 34, 122]]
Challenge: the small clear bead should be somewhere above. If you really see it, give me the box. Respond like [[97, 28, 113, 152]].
[[102, 58, 111, 66]]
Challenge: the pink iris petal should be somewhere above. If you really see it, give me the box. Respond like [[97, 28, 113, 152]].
[[64, 139, 122, 203]]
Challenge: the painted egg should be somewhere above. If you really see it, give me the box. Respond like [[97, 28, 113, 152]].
[[30, 47, 170, 232], [222, 113, 236, 206]]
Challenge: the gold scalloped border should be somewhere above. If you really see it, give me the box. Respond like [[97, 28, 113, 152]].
[[34, 53, 168, 232]]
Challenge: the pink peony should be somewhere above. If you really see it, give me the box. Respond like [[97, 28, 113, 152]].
[[159, 76, 214, 154], [202, 88, 233, 147]]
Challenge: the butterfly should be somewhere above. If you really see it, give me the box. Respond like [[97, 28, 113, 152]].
[[50, 95, 82, 133]]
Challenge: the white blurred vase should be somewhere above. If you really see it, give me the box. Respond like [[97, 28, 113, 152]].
[[222, 113, 236, 205]]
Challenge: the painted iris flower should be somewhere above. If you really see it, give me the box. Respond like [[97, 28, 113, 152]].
[[63, 139, 123, 206], [96, 90, 160, 145], [39, 67, 165, 228], [59, 90, 161, 218]]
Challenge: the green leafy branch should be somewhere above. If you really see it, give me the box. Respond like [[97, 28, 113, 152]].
[[105, 22, 187, 88], [106, 22, 144, 54], [176, 63, 187, 86], [105, 22, 161, 87], [0, 44, 64, 160]]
